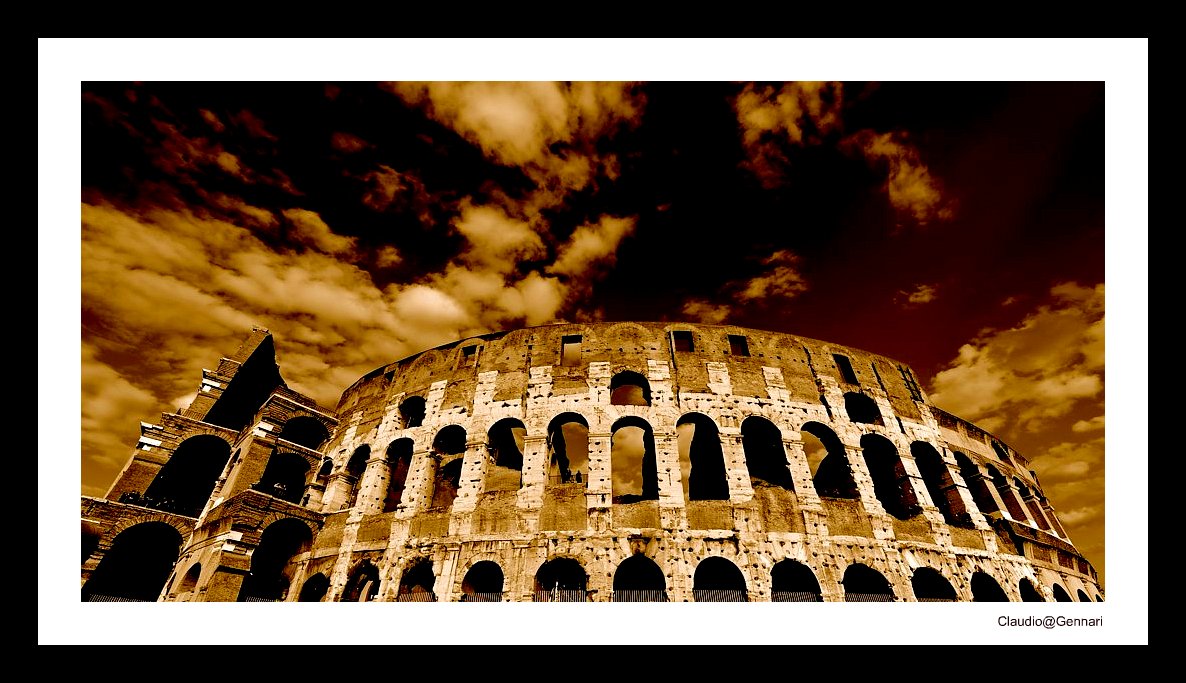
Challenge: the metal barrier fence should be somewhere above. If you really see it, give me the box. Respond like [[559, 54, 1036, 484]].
[[844, 592, 896, 602], [916, 598, 956, 602], [396, 592, 437, 602], [532, 589, 587, 602], [611, 590, 669, 603], [459, 592, 503, 602], [241, 596, 279, 603], [692, 589, 749, 602], [85, 594, 151, 603], [771, 591, 823, 603]]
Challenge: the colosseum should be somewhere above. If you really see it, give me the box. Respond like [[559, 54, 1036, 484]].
[[80, 322, 1104, 604]]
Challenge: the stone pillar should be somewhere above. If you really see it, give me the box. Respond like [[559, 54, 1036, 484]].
[[586, 431, 612, 531], [322, 471, 358, 512], [518, 435, 548, 509], [782, 437, 821, 508], [654, 429, 686, 529], [398, 449, 435, 515], [897, 452, 947, 528], [354, 453, 391, 515], [720, 431, 754, 501]]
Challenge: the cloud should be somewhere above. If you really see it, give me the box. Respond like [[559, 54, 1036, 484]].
[[453, 201, 545, 269], [845, 130, 953, 224], [1072, 415, 1105, 433], [281, 208, 356, 255], [930, 282, 1104, 433], [332, 131, 371, 153], [734, 82, 843, 188], [738, 250, 808, 302], [230, 109, 278, 141], [549, 216, 635, 278], [681, 299, 731, 324], [386, 81, 643, 194], [895, 283, 938, 307], [82, 341, 163, 473]]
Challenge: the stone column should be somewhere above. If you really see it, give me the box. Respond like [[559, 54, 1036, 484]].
[[719, 431, 754, 501], [354, 453, 391, 515]]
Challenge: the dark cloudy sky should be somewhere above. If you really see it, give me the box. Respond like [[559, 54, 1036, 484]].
[[79, 79, 1108, 577]]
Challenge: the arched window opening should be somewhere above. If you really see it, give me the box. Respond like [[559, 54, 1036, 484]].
[[609, 370, 651, 406], [178, 563, 202, 594], [955, 453, 999, 517], [533, 558, 587, 602], [547, 413, 590, 485], [82, 522, 182, 602], [741, 416, 795, 492], [612, 555, 667, 602], [142, 435, 231, 517], [343, 559, 381, 602], [771, 560, 822, 602], [911, 442, 969, 527], [343, 445, 370, 508], [298, 572, 329, 602], [82, 521, 102, 564], [399, 396, 427, 429], [255, 452, 312, 505], [987, 465, 1028, 521], [486, 418, 526, 493], [1016, 478, 1052, 531], [971, 571, 1009, 602], [397, 560, 437, 602], [844, 392, 882, 425], [1052, 584, 1073, 602], [277, 417, 330, 450], [1094, 593, 1103, 602], [803, 422, 858, 499], [428, 426, 468, 509], [611, 417, 658, 503], [842, 563, 895, 603], [1019, 578, 1045, 602], [237, 519, 312, 602], [316, 457, 333, 480], [676, 413, 729, 501], [911, 567, 957, 602], [860, 434, 921, 519], [460, 561, 504, 602], [693, 557, 748, 602], [384, 438, 415, 512], [1076, 589, 1091, 603]]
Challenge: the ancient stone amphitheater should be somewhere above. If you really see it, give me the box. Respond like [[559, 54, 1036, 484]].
[[80, 322, 1103, 603]]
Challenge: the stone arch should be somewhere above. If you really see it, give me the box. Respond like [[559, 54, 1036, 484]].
[[341, 445, 370, 508], [911, 442, 970, 526], [277, 416, 331, 450], [142, 434, 232, 517], [912, 567, 957, 602], [427, 425, 467, 509], [106, 513, 194, 545], [1016, 478, 1052, 531], [612, 554, 668, 602], [547, 412, 591, 484], [256, 451, 313, 505], [1019, 577, 1044, 602], [1052, 583, 1073, 602], [986, 464, 1027, 521], [802, 422, 858, 499], [177, 562, 202, 594], [460, 560, 504, 602], [692, 556, 748, 602], [384, 438, 415, 512], [533, 557, 588, 602], [83, 521, 183, 602], [1076, 588, 1091, 603], [844, 392, 883, 425], [486, 417, 526, 492], [841, 563, 895, 602], [610, 370, 651, 406], [399, 395, 427, 429], [396, 558, 437, 602], [610, 416, 658, 503], [298, 572, 329, 602], [955, 453, 999, 517], [82, 520, 103, 563], [860, 433, 921, 519], [741, 416, 794, 491], [676, 412, 729, 501], [771, 560, 823, 602], [342, 558, 381, 602], [237, 518, 312, 602], [971, 571, 1010, 602]]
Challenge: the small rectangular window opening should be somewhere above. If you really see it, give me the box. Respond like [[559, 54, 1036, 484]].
[[728, 334, 750, 357], [460, 345, 479, 367], [561, 335, 582, 367], [833, 354, 858, 384], [672, 330, 695, 353]]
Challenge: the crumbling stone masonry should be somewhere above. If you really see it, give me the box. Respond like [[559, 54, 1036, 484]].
[[80, 323, 1103, 603]]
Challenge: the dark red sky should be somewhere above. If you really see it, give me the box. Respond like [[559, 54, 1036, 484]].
[[79, 80, 1107, 578]]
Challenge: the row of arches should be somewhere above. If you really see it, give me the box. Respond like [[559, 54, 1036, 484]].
[[82, 519, 1103, 603]]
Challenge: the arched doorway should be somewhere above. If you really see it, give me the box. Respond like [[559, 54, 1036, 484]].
[[802, 422, 858, 499], [610, 417, 658, 503], [912, 567, 957, 602], [533, 558, 587, 602], [613, 555, 667, 602], [343, 559, 381, 602], [384, 438, 415, 512], [971, 572, 1009, 602], [486, 418, 526, 492], [770, 560, 822, 602], [1052, 584, 1073, 602], [676, 413, 729, 501], [82, 522, 183, 602], [842, 563, 895, 602], [1019, 578, 1044, 602], [692, 557, 748, 602], [741, 416, 794, 491], [278, 416, 330, 450], [298, 572, 329, 602], [237, 519, 312, 602], [396, 560, 437, 602], [460, 561, 504, 602], [860, 434, 921, 519]]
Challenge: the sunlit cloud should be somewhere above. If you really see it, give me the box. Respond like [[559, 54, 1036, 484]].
[[681, 299, 731, 324], [845, 130, 954, 225], [734, 82, 844, 188], [895, 283, 938, 308]]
